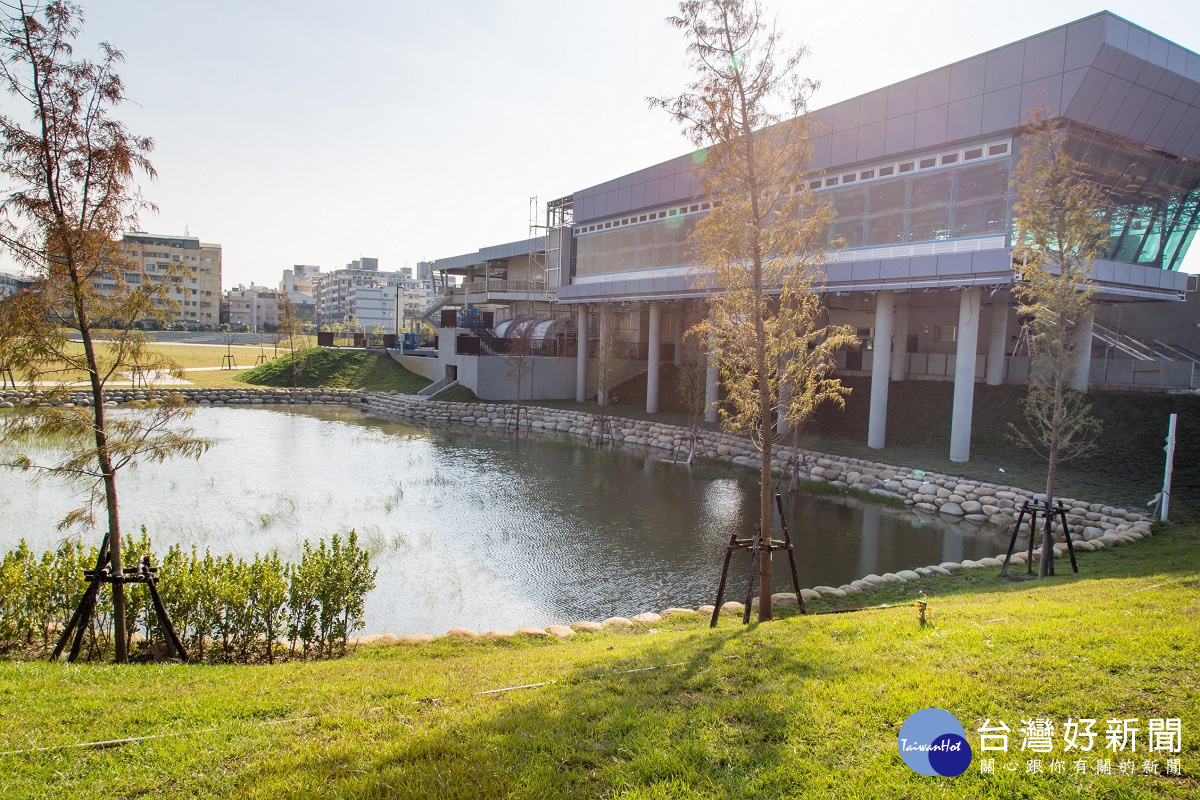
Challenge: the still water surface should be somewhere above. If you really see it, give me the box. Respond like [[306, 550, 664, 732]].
[[0, 407, 1008, 635]]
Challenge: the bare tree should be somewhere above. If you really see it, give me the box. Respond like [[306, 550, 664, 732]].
[[0, 1, 209, 661], [277, 293, 305, 386], [1009, 108, 1106, 578], [652, 0, 856, 620]]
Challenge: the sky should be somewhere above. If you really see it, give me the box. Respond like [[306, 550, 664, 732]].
[[2, 0, 1199, 288]]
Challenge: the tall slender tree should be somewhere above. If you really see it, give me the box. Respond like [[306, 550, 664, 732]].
[[1009, 108, 1106, 578], [652, 0, 855, 620], [0, 1, 208, 661]]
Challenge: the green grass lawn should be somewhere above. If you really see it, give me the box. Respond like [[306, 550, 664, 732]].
[[3, 525, 1197, 799], [238, 348, 431, 393]]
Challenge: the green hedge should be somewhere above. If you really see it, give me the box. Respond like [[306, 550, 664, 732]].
[[0, 529, 376, 663]]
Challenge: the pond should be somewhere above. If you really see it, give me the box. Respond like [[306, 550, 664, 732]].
[[0, 406, 1009, 635]]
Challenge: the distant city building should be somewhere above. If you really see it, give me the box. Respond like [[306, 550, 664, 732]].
[[227, 284, 279, 331], [280, 264, 321, 297], [0, 272, 32, 299], [313, 258, 432, 331], [115, 232, 223, 326]]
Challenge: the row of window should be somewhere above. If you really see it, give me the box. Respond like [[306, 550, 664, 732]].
[[574, 202, 712, 236], [811, 141, 1010, 191]]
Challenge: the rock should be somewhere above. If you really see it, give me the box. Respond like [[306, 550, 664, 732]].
[[880, 572, 906, 583], [720, 601, 745, 613], [929, 566, 952, 577], [660, 607, 698, 618], [631, 612, 662, 624], [937, 562, 961, 571], [515, 626, 550, 637], [399, 633, 435, 644], [977, 557, 1003, 568], [443, 628, 480, 639], [940, 503, 965, 516], [482, 629, 515, 638], [545, 625, 575, 638], [896, 570, 920, 581], [602, 616, 633, 629], [697, 605, 717, 615]]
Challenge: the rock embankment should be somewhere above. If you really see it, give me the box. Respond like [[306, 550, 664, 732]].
[[364, 394, 1151, 545], [0, 387, 366, 409]]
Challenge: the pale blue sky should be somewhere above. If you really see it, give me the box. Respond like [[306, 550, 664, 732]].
[[5, 1, 1200, 286]]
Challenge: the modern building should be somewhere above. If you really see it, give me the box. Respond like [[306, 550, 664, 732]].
[[281, 264, 322, 297], [116, 233, 223, 327], [0, 272, 32, 299], [313, 259, 433, 330], [418, 11, 1200, 463]]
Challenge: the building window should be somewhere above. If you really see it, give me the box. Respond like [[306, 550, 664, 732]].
[[935, 325, 958, 342]]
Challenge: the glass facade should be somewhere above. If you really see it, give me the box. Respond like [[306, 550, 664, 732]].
[[1062, 126, 1200, 271], [571, 126, 1200, 280]]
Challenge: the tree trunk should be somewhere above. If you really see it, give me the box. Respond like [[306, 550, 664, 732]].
[[1039, 377, 1063, 579]]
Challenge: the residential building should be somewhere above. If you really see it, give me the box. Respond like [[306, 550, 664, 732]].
[[313, 258, 433, 331], [116, 233, 222, 327], [227, 284, 279, 331], [281, 264, 322, 297]]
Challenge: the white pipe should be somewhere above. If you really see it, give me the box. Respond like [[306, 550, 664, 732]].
[[1161, 413, 1177, 523]]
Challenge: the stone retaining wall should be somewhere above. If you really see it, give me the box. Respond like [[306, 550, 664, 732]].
[[364, 393, 1151, 543], [0, 387, 366, 409]]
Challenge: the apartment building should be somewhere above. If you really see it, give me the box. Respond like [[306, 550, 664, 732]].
[[117, 233, 223, 327]]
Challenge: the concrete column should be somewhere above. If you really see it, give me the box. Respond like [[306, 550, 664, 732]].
[[673, 303, 684, 365], [986, 300, 1009, 386], [867, 290, 895, 449], [646, 302, 662, 413], [704, 340, 719, 424], [950, 287, 982, 462], [1071, 310, 1095, 392], [575, 304, 588, 403], [890, 299, 909, 381]]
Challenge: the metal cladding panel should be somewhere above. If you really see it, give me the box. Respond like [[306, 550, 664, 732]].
[[859, 89, 889, 124], [1186, 121, 1200, 161], [918, 68, 952, 111], [1126, 90, 1170, 142], [832, 129, 859, 165], [1065, 68, 1112, 121], [936, 253, 971, 275], [1093, 261, 1116, 283], [809, 107, 835, 136], [986, 42, 1026, 92], [1088, 76, 1135, 130], [1023, 27, 1068, 82], [1116, 52, 1147, 83], [631, 182, 646, 209], [950, 55, 987, 102], [1135, 62, 1166, 91], [946, 95, 984, 141], [971, 249, 1012, 272], [884, 114, 916, 155], [1065, 15, 1105, 71], [810, 134, 832, 170], [1155, 69, 1184, 97], [1147, 99, 1188, 148], [909, 255, 937, 277], [1178, 79, 1200, 105], [1021, 75, 1063, 119], [850, 261, 881, 282], [914, 105, 949, 149], [833, 98, 859, 132], [856, 121, 887, 161], [618, 186, 632, 210], [1109, 85, 1154, 138], [1166, 107, 1200, 155], [1061, 67, 1088, 107], [981, 85, 1022, 132], [879, 258, 909, 279], [887, 79, 919, 118], [1094, 43, 1125, 74], [826, 262, 853, 283]]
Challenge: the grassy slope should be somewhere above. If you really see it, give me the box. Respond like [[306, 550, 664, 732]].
[[2, 526, 1197, 799], [238, 348, 431, 394]]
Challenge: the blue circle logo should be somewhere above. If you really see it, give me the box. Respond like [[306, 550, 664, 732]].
[[898, 708, 973, 777]]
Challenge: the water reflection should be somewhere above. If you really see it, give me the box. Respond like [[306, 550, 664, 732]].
[[0, 406, 1009, 635]]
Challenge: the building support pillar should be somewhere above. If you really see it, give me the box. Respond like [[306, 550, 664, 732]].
[[986, 300, 1008, 386], [1071, 310, 1094, 392], [950, 287, 982, 462], [868, 290, 895, 449], [890, 298, 909, 382], [647, 302, 662, 413], [674, 302, 684, 365], [575, 304, 588, 403], [704, 337, 719, 424]]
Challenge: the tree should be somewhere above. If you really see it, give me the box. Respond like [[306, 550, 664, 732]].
[[1009, 108, 1106, 578], [652, 0, 856, 620], [503, 314, 536, 425], [277, 293, 305, 386], [0, 1, 209, 661]]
